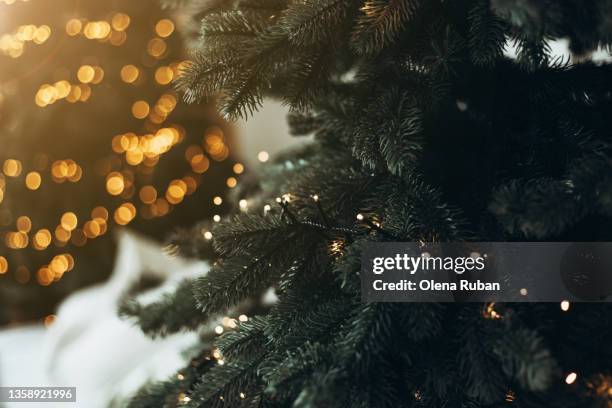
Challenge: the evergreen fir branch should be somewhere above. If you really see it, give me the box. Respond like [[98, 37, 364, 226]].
[[211, 213, 293, 257], [176, 50, 243, 104], [218, 71, 266, 120], [187, 357, 263, 408], [118, 279, 202, 338], [283, 48, 334, 111], [457, 306, 508, 404], [468, 0, 506, 67], [494, 325, 557, 392], [192, 254, 280, 318], [382, 177, 470, 241], [287, 111, 322, 136], [336, 302, 396, 374], [126, 376, 184, 408], [238, 0, 288, 14], [397, 303, 443, 341], [282, 0, 358, 47], [215, 315, 269, 360], [489, 178, 584, 239], [515, 34, 550, 71], [262, 342, 335, 402], [200, 10, 267, 52], [351, 0, 420, 54], [376, 90, 424, 175]]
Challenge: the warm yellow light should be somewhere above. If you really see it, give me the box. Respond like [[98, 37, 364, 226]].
[[233, 163, 244, 174], [33, 25, 51, 44], [139, 185, 157, 204], [65, 19, 82, 36], [111, 13, 131, 31], [213, 196, 222, 205], [190, 154, 210, 174], [25, 171, 41, 190], [114, 203, 136, 225], [155, 19, 175, 38], [106, 172, 125, 196], [3, 159, 22, 177], [120, 65, 139, 83], [16, 215, 31, 232], [565, 372, 578, 385], [77, 65, 95, 83], [147, 38, 167, 58], [83, 220, 101, 238], [91, 206, 109, 221], [55, 225, 71, 242], [34, 229, 52, 249], [0, 256, 7, 274], [131, 100, 150, 119], [154, 66, 174, 85], [92, 66, 104, 84], [226, 177, 237, 188], [60, 212, 78, 231]]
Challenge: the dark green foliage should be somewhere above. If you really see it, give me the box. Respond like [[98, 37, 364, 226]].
[[119, 279, 200, 338], [351, 0, 420, 54], [127, 0, 612, 406]]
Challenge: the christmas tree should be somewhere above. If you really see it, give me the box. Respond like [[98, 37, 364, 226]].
[[125, 1, 612, 407], [0, 0, 239, 323]]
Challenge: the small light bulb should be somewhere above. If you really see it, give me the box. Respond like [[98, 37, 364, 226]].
[[312, 194, 319, 201], [560, 300, 570, 312], [215, 325, 224, 334], [203, 231, 213, 240], [565, 372, 577, 385], [356, 213, 364, 221], [213, 215, 221, 222]]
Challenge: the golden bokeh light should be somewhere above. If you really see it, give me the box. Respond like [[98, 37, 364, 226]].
[[106, 172, 125, 195], [139, 185, 157, 204], [213, 196, 223, 205], [155, 19, 175, 38], [60, 212, 78, 231], [65, 19, 82, 36], [16, 215, 32, 232], [0, 256, 7, 274], [154, 66, 174, 85], [114, 202, 136, 225], [77, 65, 96, 84], [147, 38, 167, 58], [3, 159, 22, 177], [191, 154, 210, 174], [131, 100, 150, 119], [34, 229, 52, 249], [25, 171, 41, 190], [233, 163, 244, 174], [226, 177, 237, 188], [55, 225, 71, 242], [91, 206, 109, 221], [33, 25, 51, 44], [111, 13, 131, 31], [166, 179, 187, 204], [120, 64, 140, 83]]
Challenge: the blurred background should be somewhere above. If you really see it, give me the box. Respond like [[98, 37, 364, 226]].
[[0, 0, 240, 324], [0, 1, 299, 405]]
